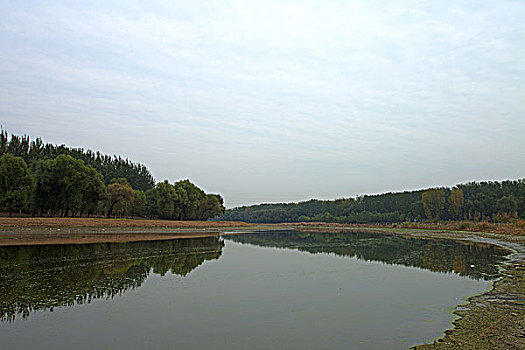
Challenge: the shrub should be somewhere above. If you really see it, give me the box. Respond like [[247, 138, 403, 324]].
[[458, 222, 470, 230]]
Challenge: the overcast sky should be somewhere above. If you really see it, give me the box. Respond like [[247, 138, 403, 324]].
[[1, 0, 524, 207]]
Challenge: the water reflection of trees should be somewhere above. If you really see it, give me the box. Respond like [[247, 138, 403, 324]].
[[229, 230, 506, 280], [0, 237, 223, 322]]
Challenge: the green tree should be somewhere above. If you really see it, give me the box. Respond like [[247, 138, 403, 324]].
[[174, 180, 206, 220], [156, 180, 176, 219], [80, 166, 106, 217], [54, 155, 88, 217], [0, 154, 35, 216], [106, 178, 135, 218], [448, 188, 464, 220], [145, 187, 159, 219], [33, 155, 107, 217], [33, 158, 60, 216], [131, 190, 146, 219], [496, 195, 518, 217], [421, 189, 445, 220], [197, 194, 225, 220]]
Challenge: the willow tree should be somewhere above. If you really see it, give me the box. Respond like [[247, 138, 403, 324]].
[[106, 178, 135, 218]]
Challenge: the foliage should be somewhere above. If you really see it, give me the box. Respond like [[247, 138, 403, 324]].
[[130, 190, 147, 219], [422, 188, 445, 219], [106, 178, 135, 218], [143, 180, 225, 220], [0, 154, 35, 216], [0, 130, 225, 220], [218, 179, 525, 224], [0, 129, 154, 191], [448, 188, 464, 220], [32, 155, 106, 217]]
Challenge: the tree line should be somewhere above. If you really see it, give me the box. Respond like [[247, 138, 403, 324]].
[[0, 131, 225, 220], [217, 179, 525, 224], [0, 129, 154, 191]]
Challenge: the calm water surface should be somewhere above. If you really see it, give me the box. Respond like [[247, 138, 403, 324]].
[[0, 230, 507, 349]]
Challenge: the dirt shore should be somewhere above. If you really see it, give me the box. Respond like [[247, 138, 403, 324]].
[[0, 217, 257, 246], [0, 217, 253, 228]]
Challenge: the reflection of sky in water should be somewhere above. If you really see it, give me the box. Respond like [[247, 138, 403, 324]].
[[0, 231, 507, 350]]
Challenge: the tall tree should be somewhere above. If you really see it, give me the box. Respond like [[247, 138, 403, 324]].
[[54, 155, 87, 217], [130, 190, 146, 219], [79, 166, 107, 217], [33, 158, 61, 216], [156, 180, 177, 219], [0, 154, 35, 216], [415, 189, 444, 220], [448, 188, 464, 220]]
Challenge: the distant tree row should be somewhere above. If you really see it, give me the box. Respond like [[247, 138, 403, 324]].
[[217, 179, 525, 224], [0, 130, 155, 191], [0, 132, 225, 220]]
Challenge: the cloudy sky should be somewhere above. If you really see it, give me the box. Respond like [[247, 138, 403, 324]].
[[1, 0, 524, 207]]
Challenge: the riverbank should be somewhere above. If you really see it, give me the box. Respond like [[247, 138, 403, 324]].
[[286, 223, 525, 350], [281, 220, 525, 237], [0, 217, 259, 246]]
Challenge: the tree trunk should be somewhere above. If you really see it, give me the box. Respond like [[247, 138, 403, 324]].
[[106, 201, 116, 218]]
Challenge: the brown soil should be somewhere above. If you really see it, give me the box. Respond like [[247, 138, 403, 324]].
[[0, 217, 252, 228], [0, 218, 256, 246]]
